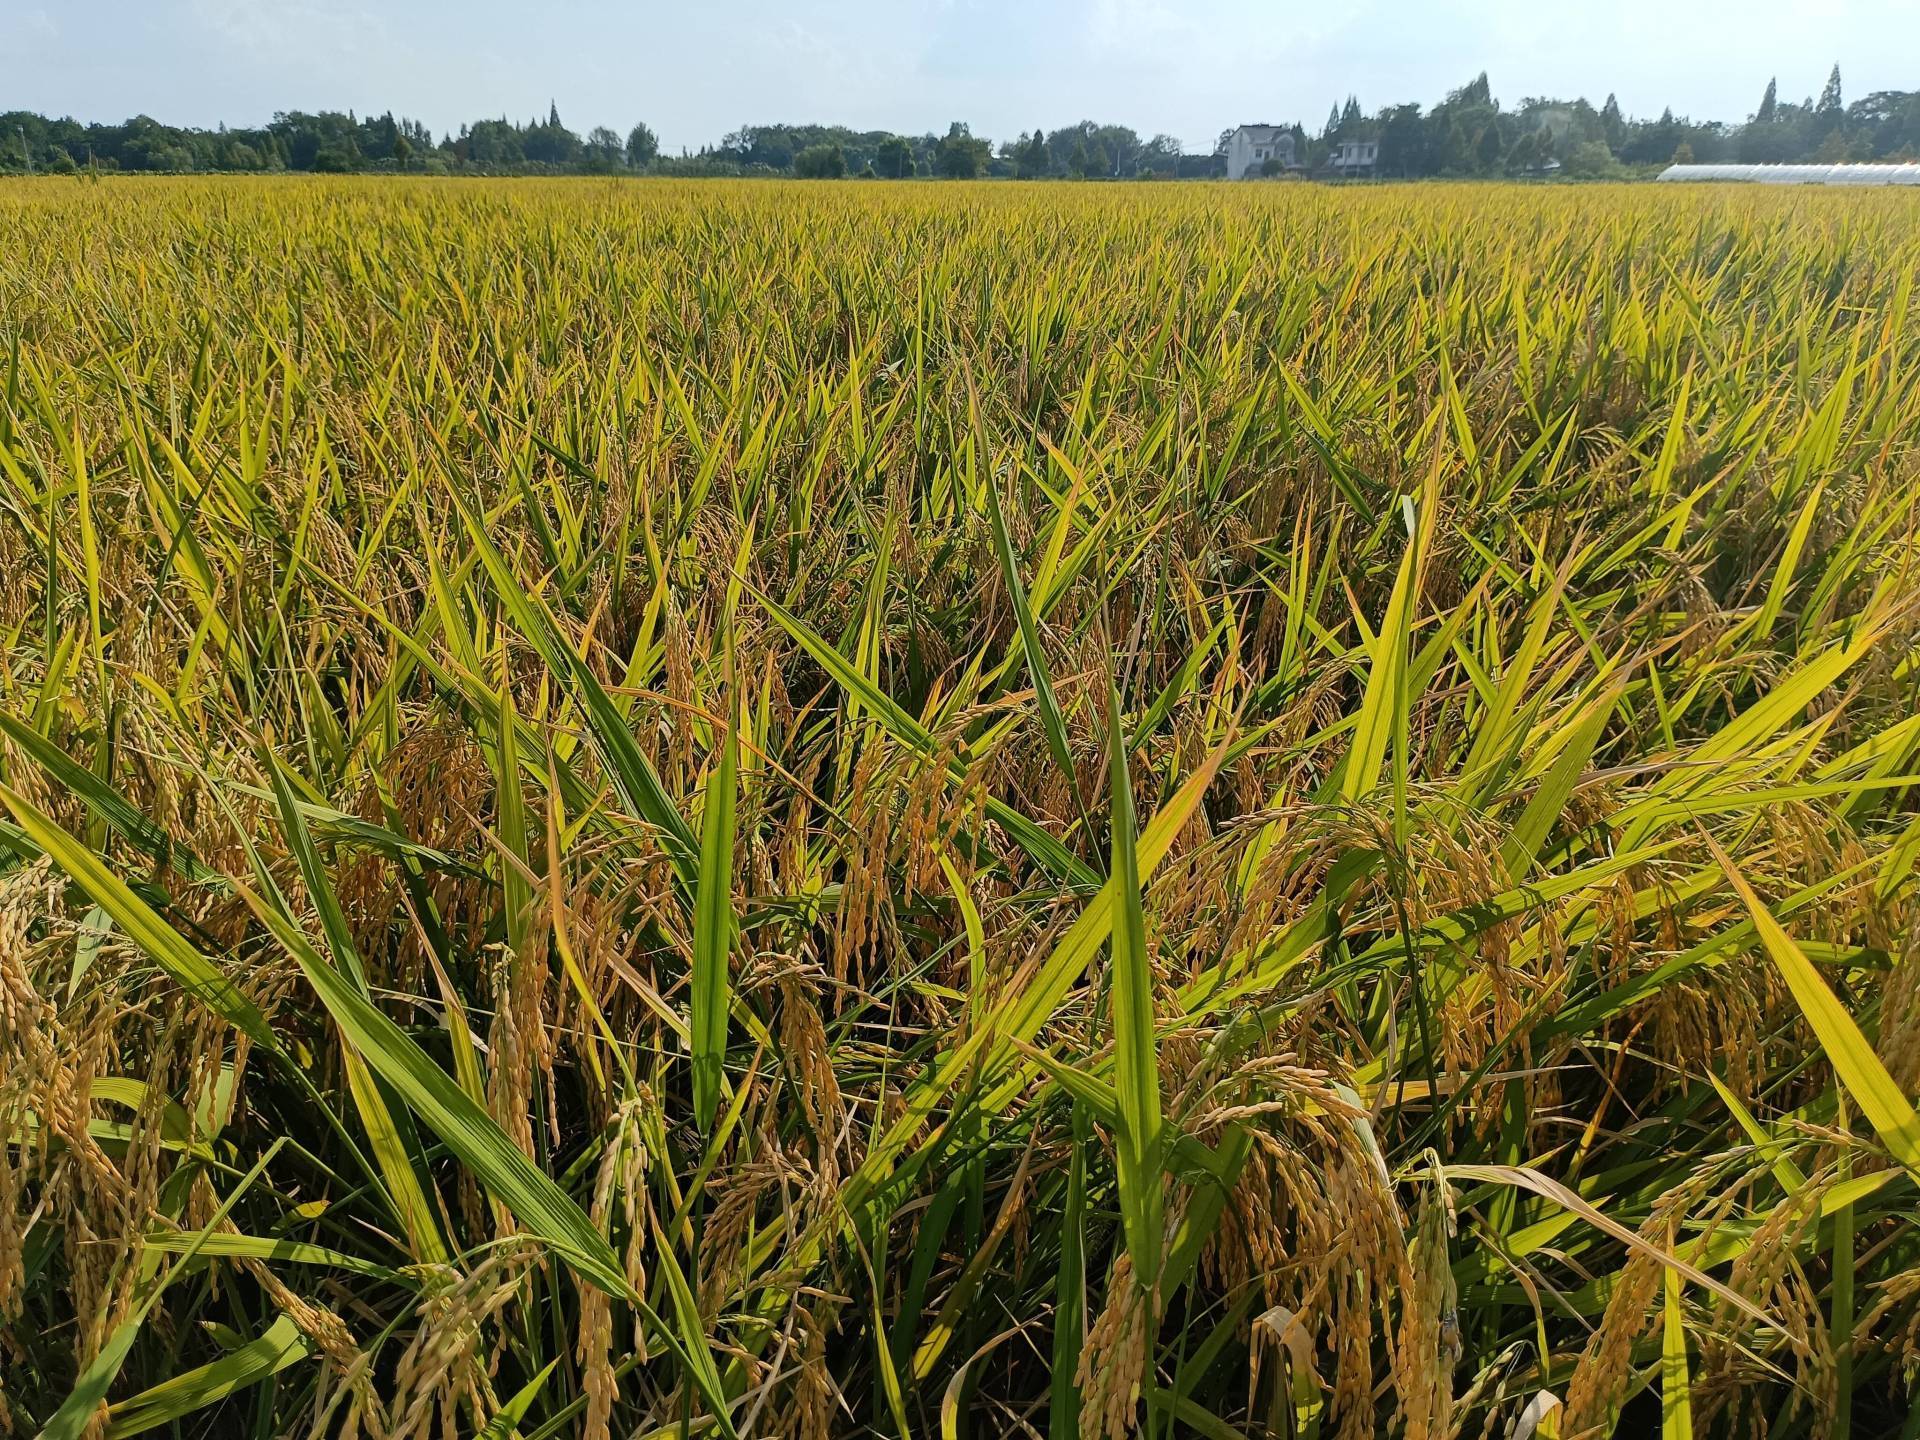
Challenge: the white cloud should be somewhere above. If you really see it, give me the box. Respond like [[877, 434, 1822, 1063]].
[[187, 0, 387, 59], [0, 6, 59, 51]]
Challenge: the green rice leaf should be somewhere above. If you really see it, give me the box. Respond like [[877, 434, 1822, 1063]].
[[692, 683, 738, 1132], [1105, 681, 1163, 1292]]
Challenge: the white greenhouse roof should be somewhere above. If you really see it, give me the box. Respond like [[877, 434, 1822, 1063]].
[[1656, 163, 1920, 186]]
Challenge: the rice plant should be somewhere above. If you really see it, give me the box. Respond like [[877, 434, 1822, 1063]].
[[1, 174, 1919, 1439]]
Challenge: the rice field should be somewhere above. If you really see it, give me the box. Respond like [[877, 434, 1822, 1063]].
[[2, 175, 1919, 1439]]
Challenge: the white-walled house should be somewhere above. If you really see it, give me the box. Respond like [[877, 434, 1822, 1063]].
[[1327, 139, 1379, 176], [1225, 125, 1297, 180]]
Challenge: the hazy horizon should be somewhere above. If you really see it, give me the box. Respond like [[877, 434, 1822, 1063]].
[[5, 0, 1916, 154]]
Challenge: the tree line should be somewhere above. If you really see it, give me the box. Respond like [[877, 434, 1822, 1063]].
[[3, 69, 1916, 179], [1346, 69, 1920, 179]]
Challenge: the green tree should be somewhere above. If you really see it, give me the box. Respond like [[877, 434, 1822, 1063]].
[[463, 118, 524, 168], [1378, 104, 1430, 176], [1815, 65, 1844, 139], [365, 111, 401, 160], [1757, 77, 1778, 125], [1141, 133, 1181, 174], [1068, 139, 1090, 178], [1430, 71, 1499, 172], [794, 142, 847, 178], [874, 135, 912, 178], [1600, 93, 1625, 151], [1813, 129, 1850, 161], [1089, 124, 1140, 174], [1634, 107, 1684, 165], [626, 122, 659, 169], [582, 127, 623, 172], [1562, 140, 1619, 178], [1818, 66, 1842, 117], [935, 122, 988, 178], [524, 104, 580, 166], [1017, 128, 1049, 178], [1436, 116, 1472, 173], [1474, 121, 1505, 171], [269, 111, 362, 171]]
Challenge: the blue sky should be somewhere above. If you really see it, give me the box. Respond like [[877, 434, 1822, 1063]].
[[4, 0, 1915, 153]]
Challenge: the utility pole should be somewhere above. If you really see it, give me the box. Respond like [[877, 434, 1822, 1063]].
[[17, 126, 30, 175]]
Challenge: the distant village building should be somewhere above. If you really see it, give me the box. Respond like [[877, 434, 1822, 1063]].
[[1327, 139, 1379, 177], [1225, 125, 1297, 180]]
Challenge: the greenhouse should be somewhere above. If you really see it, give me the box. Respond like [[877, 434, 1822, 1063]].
[[1657, 162, 1920, 185]]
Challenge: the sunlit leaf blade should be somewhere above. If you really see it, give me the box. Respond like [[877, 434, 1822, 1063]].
[[0, 782, 279, 1054], [1662, 1262, 1693, 1440], [450, 483, 699, 886], [264, 753, 450, 1264], [1105, 680, 1163, 1292], [692, 686, 738, 1132], [232, 880, 631, 1298], [0, 709, 218, 885], [106, 1316, 313, 1439], [1709, 836, 1920, 1178], [977, 379, 1083, 822]]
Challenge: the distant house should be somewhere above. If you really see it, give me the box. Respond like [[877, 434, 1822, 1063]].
[[1327, 139, 1379, 177], [1225, 125, 1297, 180]]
